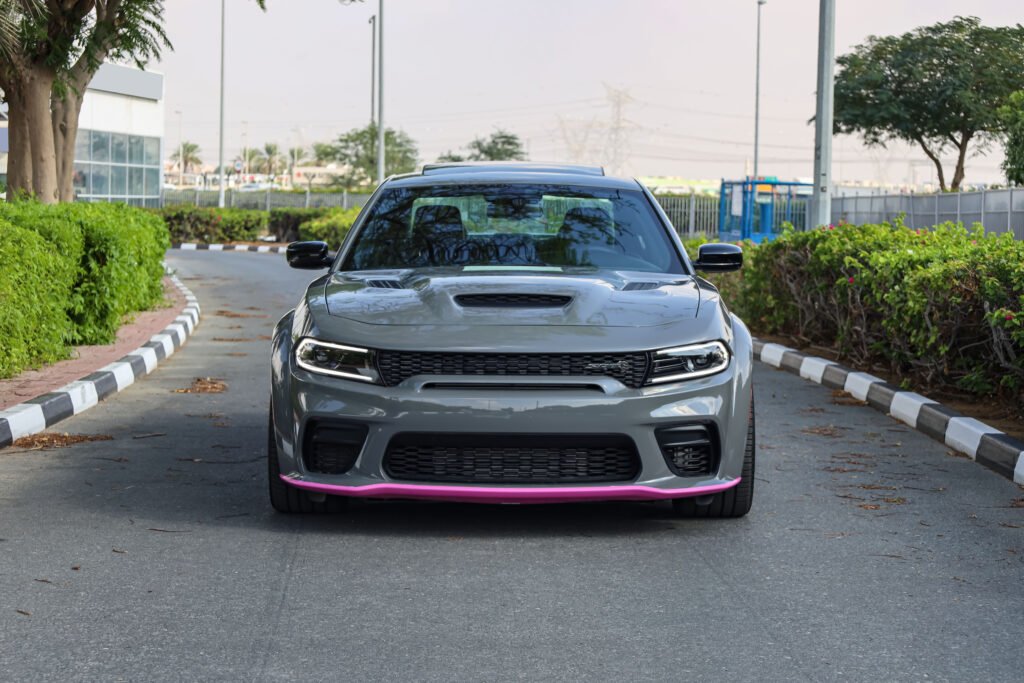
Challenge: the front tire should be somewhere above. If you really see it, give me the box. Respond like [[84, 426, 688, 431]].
[[268, 404, 347, 514], [672, 395, 755, 519]]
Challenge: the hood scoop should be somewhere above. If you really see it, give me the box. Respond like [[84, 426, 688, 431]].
[[622, 281, 661, 291], [365, 279, 406, 289], [454, 293, 573, 308]]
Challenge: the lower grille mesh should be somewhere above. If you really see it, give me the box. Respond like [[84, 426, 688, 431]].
[[383, 433, 640, 484]]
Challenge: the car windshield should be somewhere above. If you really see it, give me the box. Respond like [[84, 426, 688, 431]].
[[341, 183, 685, 274]]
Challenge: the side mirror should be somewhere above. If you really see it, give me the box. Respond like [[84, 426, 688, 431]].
[[286, 241, 332, 269], [693, 243, 742, 273]]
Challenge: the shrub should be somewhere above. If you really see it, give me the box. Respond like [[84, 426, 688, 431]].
[[158, 206, 266, 243], [696, 222, 1024, 404], [0, 221, 73, 377], [69, 203, 170, 344], [298, 207, 362, 249], [269, 207, 330, 242], [0, 203, 170, 378]]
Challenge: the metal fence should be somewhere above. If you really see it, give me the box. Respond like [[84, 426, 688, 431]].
[[161, 189, 373, 211], [160, 188, 722, 238], [652, 194, 720, 237], [831, 188, 1024, 239]]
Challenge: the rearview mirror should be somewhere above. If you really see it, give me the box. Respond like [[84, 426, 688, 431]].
[[693, 243, 742, 273], [286, 241, 332, 269]]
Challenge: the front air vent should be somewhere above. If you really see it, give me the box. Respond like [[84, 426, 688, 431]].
[[366, 279, 405, 289], [454, 293, 572, 308], [656, 424, 719, 477], [302, 421, 368, 475], [622, 282, 662, 291]]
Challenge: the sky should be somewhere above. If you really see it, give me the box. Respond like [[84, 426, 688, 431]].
[[153, 0, 1023, 187]]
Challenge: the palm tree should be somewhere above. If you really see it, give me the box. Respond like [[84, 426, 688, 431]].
[[287, 146, 308, 186], [170, 141, 202, 175], [259, 142, 283, 178]]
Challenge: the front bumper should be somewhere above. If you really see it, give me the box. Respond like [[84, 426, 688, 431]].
[[271, 326, 753, 504]]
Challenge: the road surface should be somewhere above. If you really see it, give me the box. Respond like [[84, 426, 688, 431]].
[[1, 251, 1022, 681]]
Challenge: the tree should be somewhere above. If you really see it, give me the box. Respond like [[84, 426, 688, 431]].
[[0, 1, 172, 202], [287, 146, 307, 186], [435, 129, 527, 163], [311, 141, 335, 165], [328, 123, 417, 188], [251, 142, 283, 177], [170, 141, 202, 174], [999, 91, 1024, 186], [0, 0, 267, 203], [833, 16, 1024, 191]]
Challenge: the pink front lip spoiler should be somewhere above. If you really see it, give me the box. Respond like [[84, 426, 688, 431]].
[[281, 474, 740, 504]]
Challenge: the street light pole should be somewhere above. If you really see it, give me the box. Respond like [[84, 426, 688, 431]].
[[369, 14, 376, 125], [753, 0, 766, 180], [217, 0, 226, 207], [377, 0, 385, 185], [175, 110, 184, 187], [811, 0, 836, 228]]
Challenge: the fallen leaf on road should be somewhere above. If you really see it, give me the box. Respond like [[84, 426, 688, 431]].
[[858, 484, 898, 491], [15, 609, 30, 616], [212, 337, 253, 343], [830, 390, 867, 406], [801, 407, 826, 414], [112, 548, 127, 554], [946, 449, 970, 459], [132, 433, 166, 440], [93, 456, 129, 463], [12, 433, 113, 450], [71, 565, 80, 571], [1010, 498, 1024, 508], [33, 578, 52, 584], [147, 528, 192, 533], [1000, 522, 1022, 529], [214, 309, 268, 319], [186, 412, 224, 419], [882, 497, 907, 505], [226, 352, 248, 357], [174, 377, 227, 394], [858, 503, 881, 510], [802, 425, 844, 438]]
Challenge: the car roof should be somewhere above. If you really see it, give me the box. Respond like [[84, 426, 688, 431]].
[[388, 162, 642, 191]]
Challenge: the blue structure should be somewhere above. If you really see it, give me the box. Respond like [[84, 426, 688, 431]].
[[718, 178, 812, 243]]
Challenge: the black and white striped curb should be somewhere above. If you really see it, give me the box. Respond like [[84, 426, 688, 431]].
[[753, 340, 1024, 486], [172, 242, 285, 253], [0, 275, 201, 449]]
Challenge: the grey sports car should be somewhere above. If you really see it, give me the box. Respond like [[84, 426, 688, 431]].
[[269, 163, 754, 516]]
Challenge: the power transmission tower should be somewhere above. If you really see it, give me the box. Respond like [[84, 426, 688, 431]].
[[558, 116, 597, 163], [604, 84, 633, 176]]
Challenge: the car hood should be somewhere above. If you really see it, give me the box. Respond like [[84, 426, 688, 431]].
[[323, 268, 701, 328]]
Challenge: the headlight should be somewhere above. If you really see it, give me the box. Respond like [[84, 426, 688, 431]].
[[647, 341, 730, 384], [295, 338, 379, 383]]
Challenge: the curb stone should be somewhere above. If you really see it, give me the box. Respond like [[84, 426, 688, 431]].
[[753, 339, 1024, 486], [172, 242, 286, 253], [0, 271, 201, 449]]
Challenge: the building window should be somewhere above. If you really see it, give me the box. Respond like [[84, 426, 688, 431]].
[[74, 128, 161, 206]]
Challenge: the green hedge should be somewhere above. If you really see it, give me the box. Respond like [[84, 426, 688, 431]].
[[297, 207, 362, 249], [0, 202, 170, 378], [268, 207, 330, 242], [0, 221, 71, 377], [688, 221, 1024, 402], [157, 206, 266, 243]]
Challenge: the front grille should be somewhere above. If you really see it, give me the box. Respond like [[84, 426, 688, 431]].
[[383, 433, 640, 484], [303, 422, 368, 475], [656, 425, 718, 477], [455, 293, 572, 308], [376, 351, 650, 388]]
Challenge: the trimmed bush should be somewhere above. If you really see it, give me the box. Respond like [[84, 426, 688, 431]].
[[269, 207, 330, 242], [158, 206, 266, 243], [69, 203, 170, 344], [298, 207, 362, 249], [691, 222, 1024, 404], [0, 202, 170, 378], [0, 221, 75, 377]]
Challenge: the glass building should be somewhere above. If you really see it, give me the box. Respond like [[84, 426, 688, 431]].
[[71, 63, 165, 207]]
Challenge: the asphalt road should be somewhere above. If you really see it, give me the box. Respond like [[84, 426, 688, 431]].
[[2, 251, 1023, 682]]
